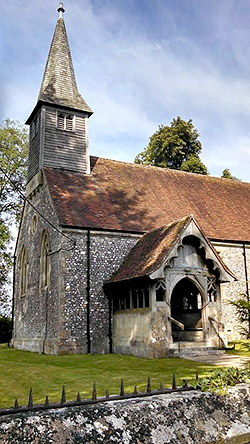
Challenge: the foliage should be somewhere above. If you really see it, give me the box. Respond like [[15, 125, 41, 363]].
[[226, 340, 250, 356], [190, 366, 250, 395], [0, 119, 28, 315], [221, 168, 240, 180], [135, 116, 208, 174], [0, 316, 12, 344], [180, 154, 208, 175], [229, 293, 250, 339], [0, 345, 217, 408]]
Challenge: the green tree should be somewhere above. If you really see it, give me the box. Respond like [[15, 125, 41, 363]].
[[0, 119, 28, 315], [221, 168, 240, 181], [180, 154, 208, 175], [135, 116, 208, 174], [229, 292, 250, 339]]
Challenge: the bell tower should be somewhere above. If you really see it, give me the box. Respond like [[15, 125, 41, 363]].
[[26, 2, 93, 183]]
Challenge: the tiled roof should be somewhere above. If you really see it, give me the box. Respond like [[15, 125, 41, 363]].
[[107, 215, 235, 283], [108, 216, 190, 282], [44, 156, 250, 242], [38, 16, 92, 114]]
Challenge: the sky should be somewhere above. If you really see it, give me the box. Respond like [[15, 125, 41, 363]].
[[1, 0, 250, 182]]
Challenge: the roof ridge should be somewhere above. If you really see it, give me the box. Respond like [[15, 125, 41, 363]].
[[143, 215, 192, 235], [92, 156, 250, 185]]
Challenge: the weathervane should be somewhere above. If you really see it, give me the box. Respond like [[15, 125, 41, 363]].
[[57, 2, 65, 18]]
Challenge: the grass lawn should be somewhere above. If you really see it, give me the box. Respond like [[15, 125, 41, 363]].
[[226, 340, 250, 357], [0, 344, 220, 409]]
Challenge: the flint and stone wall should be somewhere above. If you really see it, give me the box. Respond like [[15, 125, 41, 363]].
[[1, 384, 250, 443], [13, 173, 61, 353], [13, 173, 139, 354], [214, 242, 250, 342], [13, 170, 250, 355], [61, 229, 139, 354]]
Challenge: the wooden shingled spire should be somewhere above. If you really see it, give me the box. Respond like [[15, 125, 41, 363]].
[[37, 1, 92, 114]]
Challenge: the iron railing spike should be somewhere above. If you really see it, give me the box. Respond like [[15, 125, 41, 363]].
[[76, 392, 81, 402], [28, 388, 33, 408], [106, 389, 109, 398], [160, 382, 164, 391], [133, 385, 138, 395], [45, 396, 49, 406], [61, 385, 66, 404], [92, 382, 97, 400], [120, 379, 124, 397], [14, 399, 19, 409], [147, 377, 151, 393], [172, 374, 177, 390]]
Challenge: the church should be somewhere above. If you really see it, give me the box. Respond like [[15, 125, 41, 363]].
[[12, 3, 250, 358]]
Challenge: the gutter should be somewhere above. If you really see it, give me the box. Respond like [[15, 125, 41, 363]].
[[86, 230, 91, 353], [108, 292, 113, 353], [11, 255, 16, 345], [243, 243, 249, 302]]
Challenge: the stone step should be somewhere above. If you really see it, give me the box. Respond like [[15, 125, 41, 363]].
[[167, 342, 225, 358], [170, 341, 208, 349]]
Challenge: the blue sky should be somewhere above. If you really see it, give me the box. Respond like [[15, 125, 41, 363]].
[[1, 0, 250, 182]]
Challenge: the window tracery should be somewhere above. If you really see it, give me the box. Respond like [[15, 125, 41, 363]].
[[207, 277, 217, 302], [156, 279, 166, 302], [113, 285, 150, 312]]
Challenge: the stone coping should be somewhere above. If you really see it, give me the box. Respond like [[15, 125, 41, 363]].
[[1, 384, 250, 443]]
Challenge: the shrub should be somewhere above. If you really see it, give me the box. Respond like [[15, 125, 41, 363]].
[[0, 316, 12, 344]]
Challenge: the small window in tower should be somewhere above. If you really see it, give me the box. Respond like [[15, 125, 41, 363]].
[[57, 113, 64, 130], [66, 115, 73, 131], [57, 112, 75, 131], [31, 115, 40, 139]]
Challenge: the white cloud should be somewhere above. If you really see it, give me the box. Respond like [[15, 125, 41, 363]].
[[1, 0, 250, 181]]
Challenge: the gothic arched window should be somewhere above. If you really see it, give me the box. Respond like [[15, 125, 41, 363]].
[[40, 231, 50, 288], [20, 246, 28, 296]]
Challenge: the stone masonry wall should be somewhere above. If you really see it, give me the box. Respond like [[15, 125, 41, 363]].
[[13, 173, 61, 353], [213, 242, 250, 341], [1, 384, 250, 443], [61, 230, 139, 354]]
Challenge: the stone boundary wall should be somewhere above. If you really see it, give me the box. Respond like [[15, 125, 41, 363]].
[[1, 384, 250, 443]]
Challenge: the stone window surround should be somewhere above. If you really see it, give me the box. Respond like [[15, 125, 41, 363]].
[[20, 246, 28, 297], [40, 230, 50, 289]]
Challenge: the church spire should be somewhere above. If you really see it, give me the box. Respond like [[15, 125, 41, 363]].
[[37, 2, 92, 114], [26, 2, 92, 181]]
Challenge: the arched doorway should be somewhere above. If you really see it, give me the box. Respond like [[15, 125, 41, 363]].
[[171, 278, 203, 342]]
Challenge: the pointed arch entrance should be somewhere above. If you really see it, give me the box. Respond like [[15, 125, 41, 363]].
[[171, 278, 204, 342]]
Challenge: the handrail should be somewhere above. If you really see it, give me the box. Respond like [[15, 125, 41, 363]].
[[208, 316, 225, 329], [168, 317, 184, 331], [208, 316, 227, 348]]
